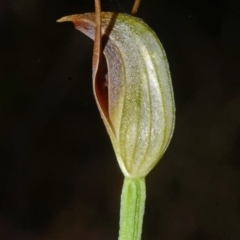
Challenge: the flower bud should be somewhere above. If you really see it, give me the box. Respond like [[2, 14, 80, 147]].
[[57, 13, 175, 177]]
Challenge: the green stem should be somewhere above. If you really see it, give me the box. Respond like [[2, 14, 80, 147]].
[[118, 177, 146, 240]]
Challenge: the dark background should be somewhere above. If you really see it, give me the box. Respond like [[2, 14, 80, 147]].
[[0, 0, 240, 239]]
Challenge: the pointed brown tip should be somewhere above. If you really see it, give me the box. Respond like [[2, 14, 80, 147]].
[[56, 16, 75, 23]]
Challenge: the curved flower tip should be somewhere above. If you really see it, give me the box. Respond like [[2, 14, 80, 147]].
[[56, 17, 67, 22], [58, 12, 175, 178]]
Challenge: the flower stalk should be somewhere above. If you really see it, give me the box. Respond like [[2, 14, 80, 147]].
[[119, 178, 146, 240]]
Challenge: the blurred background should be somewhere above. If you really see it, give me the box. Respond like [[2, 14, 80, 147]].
[[0, 0, 240, 239]]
